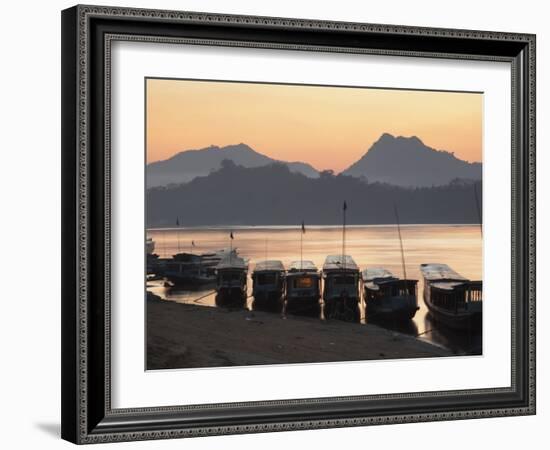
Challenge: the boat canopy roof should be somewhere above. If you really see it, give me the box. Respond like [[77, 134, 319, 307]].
[[216, 256, 248, 271], [201, 248, 237, 258], [364, 282, 381, 291], [431, 281, 467, 291], [288, 260, 318, 272], [322, 255, 359, 272], [420, 263, 467, 281], [361, 267, 396, 282], [253, 260, 285, 273], [172, 252, 202, 262]]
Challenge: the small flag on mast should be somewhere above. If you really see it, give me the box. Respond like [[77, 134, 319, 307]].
[[230, 231, 234, 240], [191, 240, 195, 247], [176, 216, 180, 226], [301, 221, 306, 234], [343, 201, 347, 211]]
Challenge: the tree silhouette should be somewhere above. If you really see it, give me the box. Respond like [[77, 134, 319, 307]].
[[147, 163, 482, 227]]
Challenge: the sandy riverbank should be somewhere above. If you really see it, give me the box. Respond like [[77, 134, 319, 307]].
[[146, 295, 450, 370]]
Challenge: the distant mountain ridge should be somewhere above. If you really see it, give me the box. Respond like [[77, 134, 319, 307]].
[[342, 133, 482, 187], [147, 143, 319, 187], [147, 135, 482, 188]]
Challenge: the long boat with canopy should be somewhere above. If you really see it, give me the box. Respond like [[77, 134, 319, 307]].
[[215, 255, 248, 306], [362, 267, 419, 321], [252, 260, 286, 308], [162, 248, 237, 286], [322, 255, 360, 319], [285, 260, 321, 311], [420, 263, 482, 329]]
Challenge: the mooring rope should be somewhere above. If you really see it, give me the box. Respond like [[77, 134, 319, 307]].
[[192, 290, 216, 303]]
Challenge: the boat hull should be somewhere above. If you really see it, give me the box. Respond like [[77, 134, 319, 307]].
[[323, 296, 360, 321], [424, 297, 482, 330], [285, 295, 320, 313], [365, 293, 418, 321], [253, 290, 284, 309], [215, 287, 247, 306]]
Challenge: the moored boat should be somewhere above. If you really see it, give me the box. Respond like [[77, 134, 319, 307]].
[[146, 253, 169, 277], [252, 260, 285, 308], [145, 237, 161, 275], [362, 267, 419, 321], [215, 255, 248, 306], [420, 263, 482, 330], [163, 248, 237, 286], [285, 260, 321, 312], [322, 255, 360, 320]]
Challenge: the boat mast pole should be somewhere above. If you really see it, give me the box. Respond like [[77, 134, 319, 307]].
[[393, 204, 407, 282], [342, 201, 347, 270], [300, 221, 304, 270], [176, 217, 181, 254], [229, 230, 233, 263]]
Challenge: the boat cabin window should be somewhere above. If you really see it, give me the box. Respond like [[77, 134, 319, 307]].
[[381, 284, 415, 297], [256, 273, 277, 285], [294, 276, 313, 289], [220, 272, 242, 282], [332, 275, 356, 285]]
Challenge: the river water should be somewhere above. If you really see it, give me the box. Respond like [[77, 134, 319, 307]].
[[147, 224, 482, 355]]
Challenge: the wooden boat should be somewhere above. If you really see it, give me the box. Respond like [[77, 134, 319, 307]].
[[285, 260, 321, 311], [215, 255, 248, 305], [145, 237, 161, 275], [420, 263, 482, 330], [252, 260, 285, 307], [146, 253, 166, 277], [163, 248, 236, 286], [322, 255, 360, 319], [362, 267, 419, 321]]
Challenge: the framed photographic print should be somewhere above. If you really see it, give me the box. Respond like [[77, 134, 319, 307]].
[[61, 5, 536, 444]]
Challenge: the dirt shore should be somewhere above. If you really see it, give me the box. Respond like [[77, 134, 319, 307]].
[[146, 296, 450, 370]]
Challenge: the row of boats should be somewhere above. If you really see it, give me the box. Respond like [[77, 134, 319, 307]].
[[147, 242, 482, 330]]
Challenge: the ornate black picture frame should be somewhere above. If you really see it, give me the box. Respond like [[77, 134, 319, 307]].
[[61, 4, 536, 444]]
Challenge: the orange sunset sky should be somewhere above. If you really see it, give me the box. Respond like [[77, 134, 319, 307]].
[[146, 78, 482, 172]]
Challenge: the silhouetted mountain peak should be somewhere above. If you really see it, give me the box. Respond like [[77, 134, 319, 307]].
[[170, 143, 256, 159], [343, 133, 481, 187], [378, 132, 395, 143], [372, 133, 428, 149], [221, 143, 254, 152], [147, 143, 319, 187], [365, 134, 430, 159]]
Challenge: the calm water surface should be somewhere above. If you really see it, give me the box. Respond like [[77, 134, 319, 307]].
[[147, 224, 482, 354]]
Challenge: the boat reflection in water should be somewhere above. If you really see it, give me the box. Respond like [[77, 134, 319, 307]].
[[251, 260, 285, 311], [420, 311, 482, 355], [284, 260, 321, 314], [366, 313, 420, 336], [322, 255, 360, 322]]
